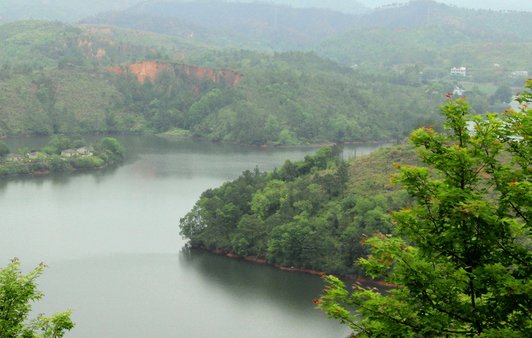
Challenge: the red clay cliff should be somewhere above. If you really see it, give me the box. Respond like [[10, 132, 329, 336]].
[[109, 61, 241, 87]]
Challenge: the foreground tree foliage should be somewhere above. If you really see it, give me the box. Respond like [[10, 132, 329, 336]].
[[318, 81, 531, 337], [0, 258, 74, 338]]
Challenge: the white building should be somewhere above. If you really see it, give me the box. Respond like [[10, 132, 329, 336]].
[[510, 71, 529, 78], [450, 67, 467, 77]]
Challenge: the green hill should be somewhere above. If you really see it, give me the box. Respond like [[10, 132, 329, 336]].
[[2, 1, 527, 143], [81, 1, 532, 86], [82, 1, 359, 50], [179, 143, 418, 275], [0, 20, 448, 143], [315, 0, 532, 77]]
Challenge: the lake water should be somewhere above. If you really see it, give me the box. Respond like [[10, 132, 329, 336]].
[[0, 136, 383, 338]]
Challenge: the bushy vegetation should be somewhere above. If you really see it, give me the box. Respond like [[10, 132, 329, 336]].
[[0, 136, 124, 176], [317, 81, 531, 337], [0, 258, 74, 338]]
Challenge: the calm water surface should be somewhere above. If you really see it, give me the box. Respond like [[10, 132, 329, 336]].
[[1, 136, 383, 338]]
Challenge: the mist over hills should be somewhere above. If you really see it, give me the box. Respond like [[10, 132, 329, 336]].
[[316, 1, 532, 69], [81, 0, 532, 71], [0, 0, 143, 22], [351, 0, 532, 35], [83, 1, 358, 50], [359, 0, 532, 12], [2, 0, 530, 24], [216, 0, 368, 14]]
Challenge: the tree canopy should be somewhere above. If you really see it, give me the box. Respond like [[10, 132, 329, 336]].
[[179, 141, 419, 275], [0, 258, 74, 338], [318, 80, 531, 337]]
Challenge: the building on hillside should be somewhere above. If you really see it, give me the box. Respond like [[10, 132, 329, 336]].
[[76, 146, 94, 156], [510, 70, 529, 78], [450, 67, 467, 77], [61, 149, 78, 157], [453, 86, 465, 97], [61, 147, 94, 157]]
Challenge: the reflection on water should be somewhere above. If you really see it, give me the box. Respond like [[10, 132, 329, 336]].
[[1, 136, 382, 338], [0, 166, 119, 192], [180, 248, 325, 312]]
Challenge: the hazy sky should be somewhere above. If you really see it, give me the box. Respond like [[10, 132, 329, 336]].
[[358, 0, 532, 11]]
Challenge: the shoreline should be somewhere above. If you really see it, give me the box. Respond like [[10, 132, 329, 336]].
[[0, 163, 113, 178], [203, 247, 395, 288], [209, 248, 326, 276], [2, 132, 391, 149]]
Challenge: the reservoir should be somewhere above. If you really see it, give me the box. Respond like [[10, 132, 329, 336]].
[[1, 136, 382, 338]]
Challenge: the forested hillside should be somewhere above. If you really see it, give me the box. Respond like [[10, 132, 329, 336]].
[[83, 1, 359, 50], [1, 1, 529, 143], [0, 21, 445, 143], [84, 0, 532, 76], [180, 144, 418, 275], [317, 0, 532, 75]]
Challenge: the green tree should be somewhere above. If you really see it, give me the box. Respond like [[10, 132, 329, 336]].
[[98, 137, 124, 161], [491, 85, 513, 104], [0, 141, 10, 158], [0, 258, 74, 338], [318, 82, 531, 337]]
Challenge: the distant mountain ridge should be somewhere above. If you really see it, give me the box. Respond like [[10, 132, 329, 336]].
[[315, 0, 532, 68], [220, 0, 368, 14], [83, 1, 359, 50], [352, 0, 532, 37], [360, 0, 532, 12], [81, 0, 532, 71], [0, 0, 143, 22], [1, 0, 530, 24]]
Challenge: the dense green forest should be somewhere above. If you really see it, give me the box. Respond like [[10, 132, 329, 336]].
[[0, 1, 529, 144], [179, 143, 418, 275], [0, 21, 446, 143]]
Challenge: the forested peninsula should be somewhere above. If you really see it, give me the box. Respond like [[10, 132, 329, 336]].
[[0, 136, 124, 176], [179, 143, 418, 276]]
